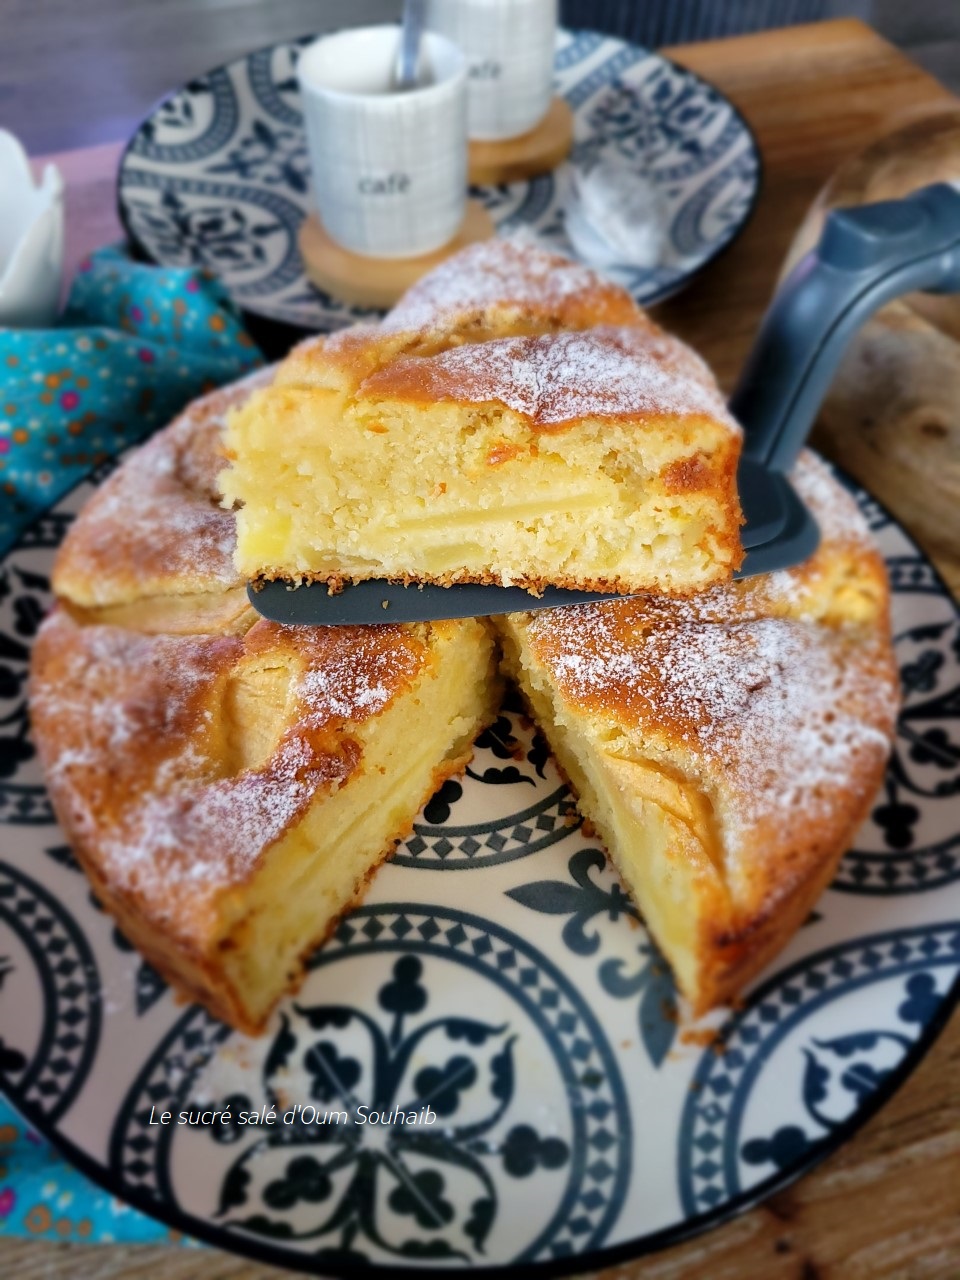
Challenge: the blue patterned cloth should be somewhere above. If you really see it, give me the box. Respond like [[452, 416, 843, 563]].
[[0, 1097, 195, 1243], [0, 245, 262, 557], [0, 245, 262, 1241]]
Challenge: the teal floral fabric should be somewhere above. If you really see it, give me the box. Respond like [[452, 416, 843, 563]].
[[0, 245, 262, 1241], [0, 245, 262, 555], [0, 1098, 199, 1244]]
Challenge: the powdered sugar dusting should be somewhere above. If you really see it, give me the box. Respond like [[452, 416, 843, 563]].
[[30, 610, 429, 937], [31, 615, 231, 769], [382, 238, 633, 333], [99, 732, 322, 907], [526, 597, 897, 857], [55, 366, 272, 605], [297, 627, 413, 722], [789, 451, 873, 547], [371, 327, 740, 432]]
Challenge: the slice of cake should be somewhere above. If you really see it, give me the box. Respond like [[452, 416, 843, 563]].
[[380, 236, 648, 339], [32, 611, 497, 1034], [221, 240, 744, 598], [498, 454, 898, 1013], [32, 377, 500, 1034], [52, 368, 272, 636]]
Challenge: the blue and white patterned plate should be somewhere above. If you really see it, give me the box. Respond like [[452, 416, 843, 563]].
[[0, 462, 958, 1274], [116, 30, 761, 330]]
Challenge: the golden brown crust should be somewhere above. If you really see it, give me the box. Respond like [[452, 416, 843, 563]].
[[274, 242, 651, 394], [29, 605, 493, 1033], [693, 769, 884, 1012], [52, 724, 485, 1036], [381, 238, 648, 335], [255, 555, 737, 601], [360, 325, 742, 434], [53, 368, 271, 609], [497, 452, 900, 1013], [29, 610, 430, 908]]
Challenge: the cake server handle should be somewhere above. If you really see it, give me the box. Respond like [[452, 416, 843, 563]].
[[731, 182, 960, 475]]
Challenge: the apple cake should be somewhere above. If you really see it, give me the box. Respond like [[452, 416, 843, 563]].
[[31, 376, 500, 1034], [29, 247, 897, 1034], [220, 239, 744, 597], [497, 453, 899, 1013]]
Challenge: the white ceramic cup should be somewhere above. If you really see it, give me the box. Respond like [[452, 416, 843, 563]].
[[297, 26, 468, 259], [425, 0, 558, 141]]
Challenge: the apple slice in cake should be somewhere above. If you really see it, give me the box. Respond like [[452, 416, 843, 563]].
[[221, 240, 744, 599]]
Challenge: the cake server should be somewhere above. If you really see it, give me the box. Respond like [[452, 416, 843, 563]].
[[250, 182, 960, 625]]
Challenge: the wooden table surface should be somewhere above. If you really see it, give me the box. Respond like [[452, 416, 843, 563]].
[[10, 17, 960, 1280]]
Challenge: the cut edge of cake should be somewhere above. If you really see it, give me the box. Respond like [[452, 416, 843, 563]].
[[220, 242, 745, 600], [222, 328, 745, 598], [30, 607, 501, 1036]]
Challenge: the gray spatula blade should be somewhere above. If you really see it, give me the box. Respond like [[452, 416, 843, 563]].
[[248, 578, 622, 626]]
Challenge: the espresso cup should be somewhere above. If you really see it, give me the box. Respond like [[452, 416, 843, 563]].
[[424, 0, 558, 141], [297, 26, 468, 259]]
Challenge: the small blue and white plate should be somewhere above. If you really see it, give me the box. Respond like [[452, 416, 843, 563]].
[[116, 30, 762, 330], [0, 463, 958, 1275]]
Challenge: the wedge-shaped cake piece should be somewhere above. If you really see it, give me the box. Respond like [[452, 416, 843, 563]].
[[380, 236, 647, 340], [52, 368, 272, 635], [32, 611, 497, 1034], [221, 241, 744, 597], [32, 375, 499, 1034], [498, 455, 898, 1013], [274, 238, 652, 392]]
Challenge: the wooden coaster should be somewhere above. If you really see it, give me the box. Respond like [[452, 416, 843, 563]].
[[299, 199, 495, 310], [468, 98, 574, 186]]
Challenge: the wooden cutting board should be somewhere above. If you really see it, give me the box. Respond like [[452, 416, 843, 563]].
[[781, 111, 960, 569]]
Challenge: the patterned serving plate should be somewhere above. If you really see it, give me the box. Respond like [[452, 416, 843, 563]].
[[0, 458, 958, 1275], [116, 29, 761, 330]]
